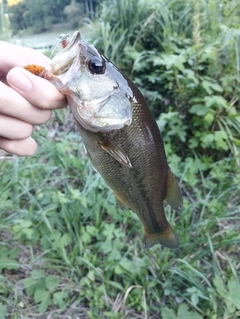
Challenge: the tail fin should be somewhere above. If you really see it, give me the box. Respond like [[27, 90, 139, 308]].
[[144, 227, 179, 249]]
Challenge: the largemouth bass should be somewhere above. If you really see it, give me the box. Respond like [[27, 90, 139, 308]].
[[25, 32, 182, 249]]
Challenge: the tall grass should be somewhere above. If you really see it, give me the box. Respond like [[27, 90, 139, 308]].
[[0, 114, 240, 318], [0, 0, 240, 318], [0, 1, 11, 41]]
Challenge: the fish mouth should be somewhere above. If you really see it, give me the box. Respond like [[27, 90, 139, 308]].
[[48, 31, 82, 77], [62, 31, 81, 52]]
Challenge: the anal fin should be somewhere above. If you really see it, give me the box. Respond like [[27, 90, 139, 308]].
[[165, 168, 183, 213], [114, 192, 128, 210]]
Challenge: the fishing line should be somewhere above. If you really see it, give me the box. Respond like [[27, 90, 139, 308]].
[[50, 34, 70, 59]]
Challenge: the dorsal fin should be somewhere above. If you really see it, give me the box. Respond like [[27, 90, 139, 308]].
[[165, 168, 182, 213]]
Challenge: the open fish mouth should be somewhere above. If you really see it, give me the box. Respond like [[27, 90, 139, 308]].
[[59, 31, 81, 52]]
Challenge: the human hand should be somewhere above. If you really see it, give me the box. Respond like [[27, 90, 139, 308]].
[[0, 41, 67, 156]]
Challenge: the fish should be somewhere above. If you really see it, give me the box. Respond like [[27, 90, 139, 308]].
[[24, 31, 183, 249]]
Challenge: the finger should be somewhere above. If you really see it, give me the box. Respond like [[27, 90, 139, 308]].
[[0, 41, 49, 74], [0, 81, 52, 125], [0, 114, 33, 139], [7, 67, 67, 110], [0, 136, 38, 156]]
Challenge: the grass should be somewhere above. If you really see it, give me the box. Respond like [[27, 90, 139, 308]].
[[0, 0, 239, 317], [0, 110, 239, 319]]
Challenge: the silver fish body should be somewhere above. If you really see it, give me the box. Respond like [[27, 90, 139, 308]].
[[37, 32, 183, 248]]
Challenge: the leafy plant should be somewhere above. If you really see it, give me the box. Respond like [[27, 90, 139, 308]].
[[23, 270, 68, 313], [0, 246, 20, 273], [213, 275, 240, 316], [89, 0, 240, 164], [161, 303, 203, 319], [0, 0, 240, 318]]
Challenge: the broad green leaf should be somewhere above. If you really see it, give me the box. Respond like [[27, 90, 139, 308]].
[[86, 225, 97, 236], [108, 280, 124, 291], [161, 307, 177, 319], [201, 133, 214, 147], [214, 131, 228, 150], [108, 248, 121, 261], [225, 298, 236, 314], [23, 278, 37, 296], [178, 303, 202, 319], [228, 279, 240, 309], [34, 288, 48, 303], [213, 275, 226, 298], [0, 303, 8, 319], [87, 270, 95, 281], [202, 80, 213, 94], [154, 54, 186, 71], [183, 69, 199, 84], [210, 83, 223, 92], [60, 233, 72, 247], [191, 292, 199, 306], [189, 104, 208, 116], [204, 112, 214, 124], [124, 45, 141, 60], [38, 291, 51, 313], [204, 95, 228, 109], [0, 258, 20, 271], [30, 270, 45, 279], [114, 265, 124, 275], [45, 276, 60, 292], [53, 291, 68, 308], [202, 81, 223, 94], [119, 258, 134, 272], [81, 231, 91, 244], [189, 137, 199, 148]]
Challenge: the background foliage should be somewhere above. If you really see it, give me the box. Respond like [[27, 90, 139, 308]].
[[4, 0, 99, 33], [0, 0, 240, 318]]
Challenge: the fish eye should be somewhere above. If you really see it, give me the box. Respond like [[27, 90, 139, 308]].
[[88, 57, 105, 74]]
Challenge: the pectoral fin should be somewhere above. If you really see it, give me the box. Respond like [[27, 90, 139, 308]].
[[98, 136, 132, 168], [165, 168, 183, 213]]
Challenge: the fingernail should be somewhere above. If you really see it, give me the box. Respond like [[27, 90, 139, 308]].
[[8, 68, 33, 92]]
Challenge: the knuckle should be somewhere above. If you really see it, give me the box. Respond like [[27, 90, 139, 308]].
[[42, 91, 59, 109], [0, 137, 38, 156], [39, 109, 52, 124], [18, 123, 33, 139], [39, 84, 65, 109], [0, 83, 7, 113]]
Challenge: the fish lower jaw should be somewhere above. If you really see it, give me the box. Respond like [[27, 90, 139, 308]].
[[78, 117, 131, 132], [91, 118, 131, 130]]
